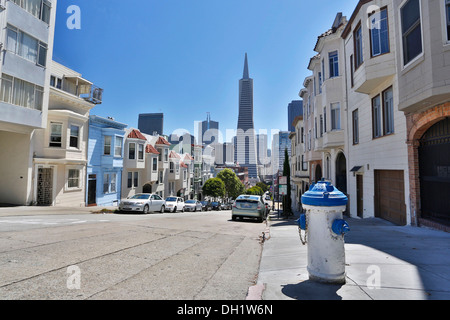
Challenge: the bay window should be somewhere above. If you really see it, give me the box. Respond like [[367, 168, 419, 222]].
[[6, 25, 48, 67], [370, 7, 390, 57], [401, 0, 422, 65]]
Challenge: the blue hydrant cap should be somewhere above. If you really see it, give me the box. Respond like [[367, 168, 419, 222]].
[[301, 179, 348, 207]]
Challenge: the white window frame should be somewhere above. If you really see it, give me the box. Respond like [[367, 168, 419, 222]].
[[331, 102, 341, 130], [114, 136, 123, 157], [104, 136, 112, 155], [5, 24, 48, 67], [69, 124, 80, 149], [49, 122, 63, 148], [399, 0, 424, 68], [66, 167, 82, 191], [128, 142, 136, 160]]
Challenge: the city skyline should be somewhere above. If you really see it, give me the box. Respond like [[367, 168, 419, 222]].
[[53, 0, 360, 141]]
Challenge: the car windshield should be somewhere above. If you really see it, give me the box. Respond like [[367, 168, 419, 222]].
[[166, 197, 177, 201], [185, 200, 196, 204], [130, 194, 150, 200]]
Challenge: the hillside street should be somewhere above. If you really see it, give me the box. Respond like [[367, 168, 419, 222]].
[[0, 209, 266, 300]]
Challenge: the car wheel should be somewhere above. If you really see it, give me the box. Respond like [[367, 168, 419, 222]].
[[173, 207, 177, 213], [160, 205, 165, 213], [182, 207, 185, 212], [143, 205, 149, 214]]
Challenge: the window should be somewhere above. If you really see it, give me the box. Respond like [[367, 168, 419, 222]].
[[0, 73, 44, 110], [50, 75, 62, 89], [70, 125, 79, 148], [372, 95, 382, 138], [115, 137, 123, 157], [331, 103, 341, 130], [50, 122, 62, 147], [159, 171, 163, 184], [11, 0, 52, 24], [354, 23, 364, 69], [401, 0, 422, 65], [6, 25, 48, 67], [104, 136, 111, 155], [164, 149, 169, 162], [446, 0, 450, 41], [320, 115, 324, 137], [133, 172, 139, 188], [372, 86, 395, 138], [170, 162, 174, 173], [152, 158, 157, 171], [127, 172, 132, 188], [157, 148, 162, 161], [138, 144, 144, 160], [68, 169, 80, 189], [103, 173, 117, 194], [370, 7, 390, 57], [323, 107, 327, 133], [383, 87, 394, 135], [328, 51, 339, 78], [318, 72, 322, 93], [128, 143, 136, 160], [352, 109, 359, 145]]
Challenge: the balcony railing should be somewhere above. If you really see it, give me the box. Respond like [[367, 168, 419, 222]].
[[58, 76, 103, 105]]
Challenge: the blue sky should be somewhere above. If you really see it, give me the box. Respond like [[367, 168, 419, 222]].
[[53, 0, 359, 144]]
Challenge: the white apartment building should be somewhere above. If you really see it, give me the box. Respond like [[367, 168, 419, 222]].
[[297, 0, 450, 230], [342, 0, 410, 225], [0, 0, 57, 205], [32, 61, 103, 206]]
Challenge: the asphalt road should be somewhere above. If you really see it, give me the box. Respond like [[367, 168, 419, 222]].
[[0, 210, 267, 300]]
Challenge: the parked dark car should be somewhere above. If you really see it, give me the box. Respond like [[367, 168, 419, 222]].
[[221, 202, 231, 210], [200, 201, 212, 211], [211, 201, 222, 210]]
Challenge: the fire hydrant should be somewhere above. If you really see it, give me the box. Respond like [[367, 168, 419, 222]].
[[300, 180, 349, 284]]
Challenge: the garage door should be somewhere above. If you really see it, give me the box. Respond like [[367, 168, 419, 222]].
[[374, 170, 406, 226]]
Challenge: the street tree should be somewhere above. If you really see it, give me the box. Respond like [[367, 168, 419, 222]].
[[282, 147, 292, 215], [202, 178, 226, 199], [217, 168, 245, 199]]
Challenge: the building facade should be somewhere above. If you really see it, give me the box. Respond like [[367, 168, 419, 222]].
[[0, 0, 57, 205], [296, 0, 450, 230], [86, 115, 127, 207]]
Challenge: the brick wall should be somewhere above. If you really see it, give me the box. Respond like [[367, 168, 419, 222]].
[[406, 102, 450, 229]]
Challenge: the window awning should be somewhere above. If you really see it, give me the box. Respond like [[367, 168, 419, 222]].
[[350, 166, 363, 172]]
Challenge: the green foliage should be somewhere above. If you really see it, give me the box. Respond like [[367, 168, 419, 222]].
[[217, 168, 245, 199], [282, 147, 292, 214], [245, 186, 264, 196], [202, 178, 226, 199], [255, 182, 269, 193]]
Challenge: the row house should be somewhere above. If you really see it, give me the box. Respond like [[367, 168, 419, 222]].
[[121, 128, 194, 201], [289, 115, 309, 212], [86, 115, 127, 207], [32, 61, 103, 206], [0, 0, 57, 205], [298, 0, 450, 230]]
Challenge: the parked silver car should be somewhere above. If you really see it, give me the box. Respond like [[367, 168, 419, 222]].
[[184, 200, 202, 212], [119, 193, 165, 214]]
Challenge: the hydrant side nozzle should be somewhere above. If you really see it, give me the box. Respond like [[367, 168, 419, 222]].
[[332, 219, 350, 236]]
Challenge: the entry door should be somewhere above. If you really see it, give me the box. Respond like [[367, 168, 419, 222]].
[[356, 175, 363, 218], [374, 170, 406, 225], [37, 168, 53, 206], [87, 176, 97, 206]]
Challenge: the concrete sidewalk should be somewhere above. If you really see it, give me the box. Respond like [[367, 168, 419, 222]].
[[255, 212, 450, 300]]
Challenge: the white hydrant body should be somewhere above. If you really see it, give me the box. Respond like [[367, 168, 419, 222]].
[[302, 204, 347, 284], [300, 180, 349, 285]]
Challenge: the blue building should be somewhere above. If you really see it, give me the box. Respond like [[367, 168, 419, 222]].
[[86, 115, 128, 206]]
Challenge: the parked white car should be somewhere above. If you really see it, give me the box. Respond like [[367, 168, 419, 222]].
[[164, 196, 185, 212], [184, 200, 202, 212], [119, 193, 165, 214]]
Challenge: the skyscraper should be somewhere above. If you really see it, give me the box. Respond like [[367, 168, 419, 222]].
[[199, 112, 219, 146], [235, 53, 258, 179], [288, 100, 303, 133], [138, 113, 164, 135]]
